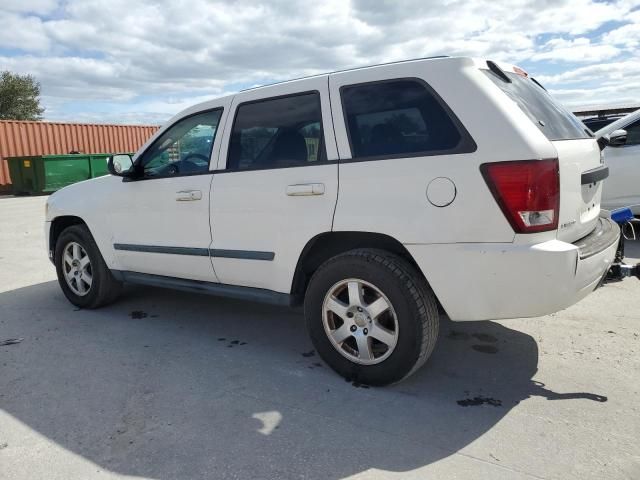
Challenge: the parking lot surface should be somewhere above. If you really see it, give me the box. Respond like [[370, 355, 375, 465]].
[[1, 195, 639, 480]]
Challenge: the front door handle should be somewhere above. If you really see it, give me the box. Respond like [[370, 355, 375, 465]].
[[176, 190, 202, 201], [286, 183, 325, 196]]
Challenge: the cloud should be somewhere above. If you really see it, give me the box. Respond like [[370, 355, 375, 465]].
[[0, 0, 639, 122], [602, 9, 640, 48], [0, 13, 49, 51], [1, 0, 57, 14], [537, 58, 640, 85], [531, 37, 620, 63], [535, 55, 640, 106]]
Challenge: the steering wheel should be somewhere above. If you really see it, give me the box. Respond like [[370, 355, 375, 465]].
[[182, 153, 209, 165]]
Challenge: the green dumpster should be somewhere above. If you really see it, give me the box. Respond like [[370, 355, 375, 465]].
[[7, 153, 132, 195]]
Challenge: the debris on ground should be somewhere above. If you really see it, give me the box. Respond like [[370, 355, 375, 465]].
[[457, 396, 502, 407], [472, 333, 498, 343], [472, 344, 499, 354]]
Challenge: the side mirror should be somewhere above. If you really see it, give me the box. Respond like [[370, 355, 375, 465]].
[[107, 154, 135, 177], [607, 129, 627, 147]]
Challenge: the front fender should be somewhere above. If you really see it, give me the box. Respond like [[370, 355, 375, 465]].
[[46, 175, 122, 269]]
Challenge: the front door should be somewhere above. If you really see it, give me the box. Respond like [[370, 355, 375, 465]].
[[210, 77, 339, 293], [602, 118, 640, 212], [109, 104, 228, 282]]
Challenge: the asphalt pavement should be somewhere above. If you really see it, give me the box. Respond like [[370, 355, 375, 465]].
[[1, 196, 639, 480]]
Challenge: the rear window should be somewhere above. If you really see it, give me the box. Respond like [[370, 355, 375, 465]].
[[484, 70, 590, 141]]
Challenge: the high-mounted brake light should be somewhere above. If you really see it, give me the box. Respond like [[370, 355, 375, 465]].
[[513, 66, 528, 77], [480, 159, 559, 233]]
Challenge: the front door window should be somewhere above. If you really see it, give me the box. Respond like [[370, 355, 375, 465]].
[[139, 109, 223, 178]]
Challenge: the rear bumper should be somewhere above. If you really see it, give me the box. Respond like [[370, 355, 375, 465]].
[[406, 218, 620, 321]]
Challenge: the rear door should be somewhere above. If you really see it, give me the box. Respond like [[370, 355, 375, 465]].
[[483, 66, 604, 242], [209, 77, 339, 293]]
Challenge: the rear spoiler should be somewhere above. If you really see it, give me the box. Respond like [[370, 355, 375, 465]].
[[486, 60, 547, 92], [486, 61, 511, 83]]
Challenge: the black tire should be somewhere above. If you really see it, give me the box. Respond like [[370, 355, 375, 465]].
[[55, 224, 122, 309], [304, 249, 439, 386]]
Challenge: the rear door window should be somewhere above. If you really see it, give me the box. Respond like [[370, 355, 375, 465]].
[[227, 92, 326, 170], [484, 70, 590, 141], [340, 79, 474, 159]]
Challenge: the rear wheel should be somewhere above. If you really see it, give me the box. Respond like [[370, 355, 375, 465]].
[[55, 224, 122, 309], [304, 249, 439, 386]]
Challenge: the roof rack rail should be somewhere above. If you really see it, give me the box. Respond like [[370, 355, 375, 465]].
[[240, 55, 451, 92]]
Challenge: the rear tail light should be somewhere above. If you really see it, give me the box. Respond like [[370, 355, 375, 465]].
[[480, 159, 559, 233]]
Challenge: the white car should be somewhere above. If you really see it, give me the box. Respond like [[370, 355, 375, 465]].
[[46, 57, 621, 385], [596, 109, 640, 215]]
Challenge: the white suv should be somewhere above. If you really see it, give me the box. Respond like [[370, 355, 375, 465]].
[[45, 57, 621, 385]]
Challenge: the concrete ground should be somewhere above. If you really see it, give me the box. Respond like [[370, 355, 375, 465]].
[[1, 195, 639, 480]]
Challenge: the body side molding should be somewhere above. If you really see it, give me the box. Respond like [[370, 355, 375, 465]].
[[113, 243, 274, 261]]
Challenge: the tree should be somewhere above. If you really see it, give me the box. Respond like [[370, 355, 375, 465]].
[[0, 71, 45, 121]]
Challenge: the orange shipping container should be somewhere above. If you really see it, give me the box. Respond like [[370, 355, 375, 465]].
[[0, 120, 159, 186]]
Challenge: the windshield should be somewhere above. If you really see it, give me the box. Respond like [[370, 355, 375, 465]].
[[484, 70, 591, 141], [595, 108, 640, 137]]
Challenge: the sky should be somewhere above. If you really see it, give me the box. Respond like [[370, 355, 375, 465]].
[[1, 0, 639, 125]]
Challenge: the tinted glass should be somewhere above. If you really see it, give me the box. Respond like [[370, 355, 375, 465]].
[[624, 119, 640, 146], [484, 71, 590, 141], [227, 92, 325, 170], [341, 80, 463, 158], [582, 117, 621, 132], [140, 110, 222, 177]]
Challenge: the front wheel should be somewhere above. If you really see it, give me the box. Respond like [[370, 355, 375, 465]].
[[55, 224, 122, 309], [304, 249, 439, 386]]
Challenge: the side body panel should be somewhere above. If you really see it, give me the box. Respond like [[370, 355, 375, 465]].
[[328, 58, 557, 245]]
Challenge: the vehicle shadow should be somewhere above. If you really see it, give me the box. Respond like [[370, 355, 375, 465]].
[[0, 280, 608, 479]]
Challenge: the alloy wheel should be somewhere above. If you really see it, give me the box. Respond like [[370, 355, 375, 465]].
[[322, 278, 399, 365], [62, 241, 93, 296]]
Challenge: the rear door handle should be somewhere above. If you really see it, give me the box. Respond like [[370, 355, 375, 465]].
[[176, 190, 202, 201], [286, 183, 325, 196]]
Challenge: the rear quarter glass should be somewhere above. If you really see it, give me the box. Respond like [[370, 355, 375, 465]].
[[483, 70, 590, 141]]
